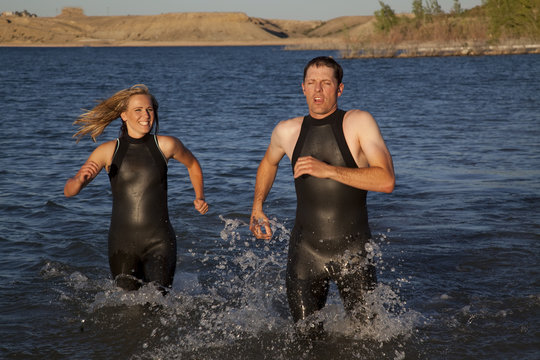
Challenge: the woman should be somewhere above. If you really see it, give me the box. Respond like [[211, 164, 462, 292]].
[[64, 84, 208, 292]]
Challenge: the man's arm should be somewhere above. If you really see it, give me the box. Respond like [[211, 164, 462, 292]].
[[250, 124, 288, 239], [293, 110, 395, 193]]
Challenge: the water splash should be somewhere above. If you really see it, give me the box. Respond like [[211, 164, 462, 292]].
[[40, 218, 420, 359]]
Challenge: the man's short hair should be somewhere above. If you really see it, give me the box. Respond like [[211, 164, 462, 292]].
[[303, 56, 343, 84]]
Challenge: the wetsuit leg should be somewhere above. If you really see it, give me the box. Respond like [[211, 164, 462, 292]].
[[331, 260, 377, 322], [286, 229, 330, 324], [142, 248, 176, 290], [141, 225, 177, 290], [286, 274, 329, 322], [109, 251, 144, 291]]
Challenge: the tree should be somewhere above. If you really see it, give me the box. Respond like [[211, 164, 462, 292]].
[[413, 0, 443, 23], [374, 1, 399, 32], [425, 0, 444, 16], [412, 0, 425, 22], [484, 0, 540, 39], [452, 0, 463, 15]]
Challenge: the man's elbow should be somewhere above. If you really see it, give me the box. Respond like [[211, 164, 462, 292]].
[[381, 175, 395, 193], [382, 183, 395, 193]]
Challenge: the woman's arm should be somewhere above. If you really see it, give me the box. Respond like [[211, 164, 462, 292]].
[[158, 135, 208, 214], [64, 141, 116, 197]]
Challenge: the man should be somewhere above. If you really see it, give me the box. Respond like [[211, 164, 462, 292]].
[[249, 56, 395, 331]]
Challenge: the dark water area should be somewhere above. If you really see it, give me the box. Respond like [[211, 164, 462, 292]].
[[0, 46, 538, 359]]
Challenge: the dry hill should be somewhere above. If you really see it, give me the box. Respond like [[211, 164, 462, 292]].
[[2, 6, 538, 57], [0, 7, 361, 46]]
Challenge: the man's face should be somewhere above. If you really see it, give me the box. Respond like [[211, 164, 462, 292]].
[[302, 65, 343, 119]]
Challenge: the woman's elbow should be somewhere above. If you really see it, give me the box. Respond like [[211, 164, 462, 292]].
[[64, 187, 76, 197], [63, 180, 80, 197]]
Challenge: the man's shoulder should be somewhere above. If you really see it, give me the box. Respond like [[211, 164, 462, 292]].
[[274, 116, 303, 134], [343, 109, 377, 128], [278, 116, 304, 127], [344, 109, 374, 120], [270, 116, 303, 154]]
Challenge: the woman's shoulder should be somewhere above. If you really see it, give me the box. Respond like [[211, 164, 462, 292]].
[[155, 134, 184, 159], [155, 134, 178, 142], [87, 139, 118, 167], [96, 139, 118, 152], [91, 139, 117, 152], [155, 134, 182, 148]]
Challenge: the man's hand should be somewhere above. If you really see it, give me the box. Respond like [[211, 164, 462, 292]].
[[193, 198, 209, 214], [293, 156, 333, 179], [250, 209, 272, 240]]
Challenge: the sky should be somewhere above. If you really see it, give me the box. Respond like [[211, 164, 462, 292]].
[[1, 0, 484, 21]]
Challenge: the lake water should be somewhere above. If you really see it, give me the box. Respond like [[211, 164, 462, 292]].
[[0, 46, 538, 359]]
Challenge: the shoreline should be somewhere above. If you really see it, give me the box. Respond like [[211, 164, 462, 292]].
[[0, 38, 324, 48], [3, 40, 539, 59], [339, 43, 540, 58]]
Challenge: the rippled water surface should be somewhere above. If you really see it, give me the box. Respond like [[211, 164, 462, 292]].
[[0, 47, 538, 359]]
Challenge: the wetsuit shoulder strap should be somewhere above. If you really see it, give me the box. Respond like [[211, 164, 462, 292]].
[[146, 134, 168, 169], [331, 109, 358, 168], [291, 115, 311, 168], [112, 138, 121, 160], [152, 134, 168, 163], [109, 137, 128, 180]]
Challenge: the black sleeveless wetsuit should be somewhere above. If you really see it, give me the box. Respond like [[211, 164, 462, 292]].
[[287, 109, 376, 322], [108, 133, 176, 291]]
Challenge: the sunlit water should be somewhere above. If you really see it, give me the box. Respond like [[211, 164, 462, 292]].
[[0, 47, 538, 359]]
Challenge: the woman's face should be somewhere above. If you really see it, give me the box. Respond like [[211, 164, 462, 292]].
[[121, 94, 155, 138]]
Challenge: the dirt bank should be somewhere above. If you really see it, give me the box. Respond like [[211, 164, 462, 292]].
[[1, 7, 538, 58], [0, 7, 337, 46]]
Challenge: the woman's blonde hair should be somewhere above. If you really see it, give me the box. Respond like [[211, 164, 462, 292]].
[[73, 84, 159, 142]]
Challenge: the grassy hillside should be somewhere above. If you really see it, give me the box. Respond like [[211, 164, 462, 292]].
[[339, 2, 540, 57]]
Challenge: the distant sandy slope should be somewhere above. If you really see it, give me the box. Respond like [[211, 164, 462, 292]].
[[0, 8, 373, 47]]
